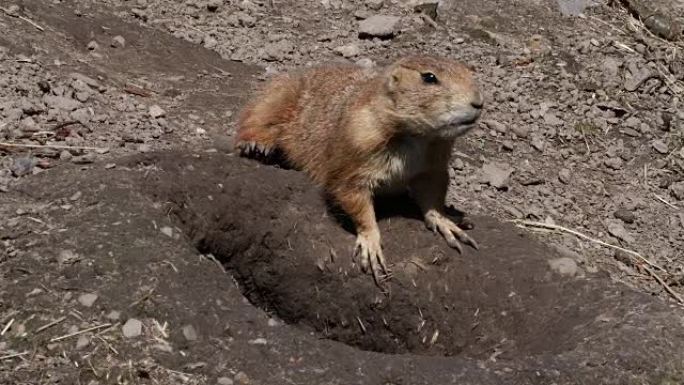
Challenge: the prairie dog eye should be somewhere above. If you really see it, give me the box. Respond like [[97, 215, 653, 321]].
[[421, 72, 438, 84]]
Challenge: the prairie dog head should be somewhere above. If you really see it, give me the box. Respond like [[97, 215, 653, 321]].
[[383, 55, 483, 138]]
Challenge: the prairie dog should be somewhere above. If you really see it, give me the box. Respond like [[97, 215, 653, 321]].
[[235, 55, 483, 284]]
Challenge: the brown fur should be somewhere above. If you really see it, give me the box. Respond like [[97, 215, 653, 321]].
[[235, 55, 484, 284]]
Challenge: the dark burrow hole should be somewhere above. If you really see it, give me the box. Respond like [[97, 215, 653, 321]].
[[171, 179, 610, 360]]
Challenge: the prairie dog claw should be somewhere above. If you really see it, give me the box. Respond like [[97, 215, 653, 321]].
[[236, 140, 274, 158], [425, 211, 479, 253], [353, 233, 389, 285]]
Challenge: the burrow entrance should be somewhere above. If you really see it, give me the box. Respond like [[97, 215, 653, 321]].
[[143, 152, 652, 359]]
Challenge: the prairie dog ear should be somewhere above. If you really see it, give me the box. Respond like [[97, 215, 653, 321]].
[[385, 66, 413, 92]]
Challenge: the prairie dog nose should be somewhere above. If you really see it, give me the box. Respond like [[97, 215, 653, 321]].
[[470, 90, 484, 109]]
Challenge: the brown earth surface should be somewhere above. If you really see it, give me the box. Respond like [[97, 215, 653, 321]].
[[1, 0, 684, 384]]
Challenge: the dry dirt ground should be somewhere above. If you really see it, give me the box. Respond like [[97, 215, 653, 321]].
[[1, 0, 684, 384]]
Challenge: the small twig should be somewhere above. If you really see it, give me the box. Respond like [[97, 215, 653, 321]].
[[129, 287, 156, 308], [161, 260, 179, 273], [0, 142, 107, 151], [35, 316, 67, 333], [643, 265, 684, 304], [49, 323, 112, 342], [0, 351, 29, 361], [654, 193, 679, 210], [513, 220, 664, 272], [94, 335, 119, 355], [0, 7, 45, 31], [356, 317, 367, 334], [1, 318, 15, 336], [514, 220, 684, 304]]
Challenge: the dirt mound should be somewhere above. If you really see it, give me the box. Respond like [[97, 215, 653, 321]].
[[141, 152, 649, 359]]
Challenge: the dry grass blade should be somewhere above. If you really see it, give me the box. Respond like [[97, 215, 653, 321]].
[[35, 316, 67, 333], [0, 7, 45, 31], [0, 351, 29, 361], [513, 220, 664, 272], [513, 220, 684, 304], [49, 323, 112, 342]]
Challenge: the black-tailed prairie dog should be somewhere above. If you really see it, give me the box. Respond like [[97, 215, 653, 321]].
[[235, 55, 484, 284]]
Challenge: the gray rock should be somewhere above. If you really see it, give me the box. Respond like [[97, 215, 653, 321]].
[[71, 108, 91, 125], [479, 162, 513, 190], [367, 0, 384, 10], [207, 0, 222, 12], [452, 158, 465, 171], [624, 116, 641, 128], [149, 105, 166, 119], [106, 310, 121, 320], [111, 35, 126, 48], [262, 40, 294, 62], [614, 208, 636, 224], [355, 57, 375, 69], [78, 293, 98, 307], [71, 73, 101, 89], [44, 95, 81, 112], [358, 15, 400, 39], [670, 181, 684, 201], [606, 220, 635, 244], [334, 44, 361, 58], [624, 62, 655, 92], [234, 372, 250, 385], [511, 125, 529, 138], [122, 318, 143, 338], [160, 226, 174, 237], [602, 57, 621, 78], [556, 0, 599, 16], [414, 1, 439, 20], [71, 154, 96, 164], [86, 40, 99, 51], [76, 335, 90, 349], [182, 324, 199, 341], [543, 112, 564, 126], [531, 137, 545, 152], [621, 127, 640, 137], [604, 157, 623, 170], [217, 378, 234, 385], [548, 257, 579, 277], [652, 140, 668, 154], [58, 249, 80, 264], [558, 168, 572, 184], [484, 119, 507, 133], [11, 157, 37, 177]]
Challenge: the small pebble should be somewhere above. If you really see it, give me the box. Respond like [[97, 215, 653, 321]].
[[78, 293, 98, 307], [652, 140, 668, 154], [558, 168, 571, 184], [234, 372, 250, 385], [76, 335, 90, 349], [111, 35, 126, 48], [182, 324, 198, 341], [248, 337, 268, 345], [548, 257, 579, 277], [160, 226, 173, 237], [122, 318, 143, 338], [149, 105, 166, 119], [614, 208, 636, 224], [106, 310, 121, 320]]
